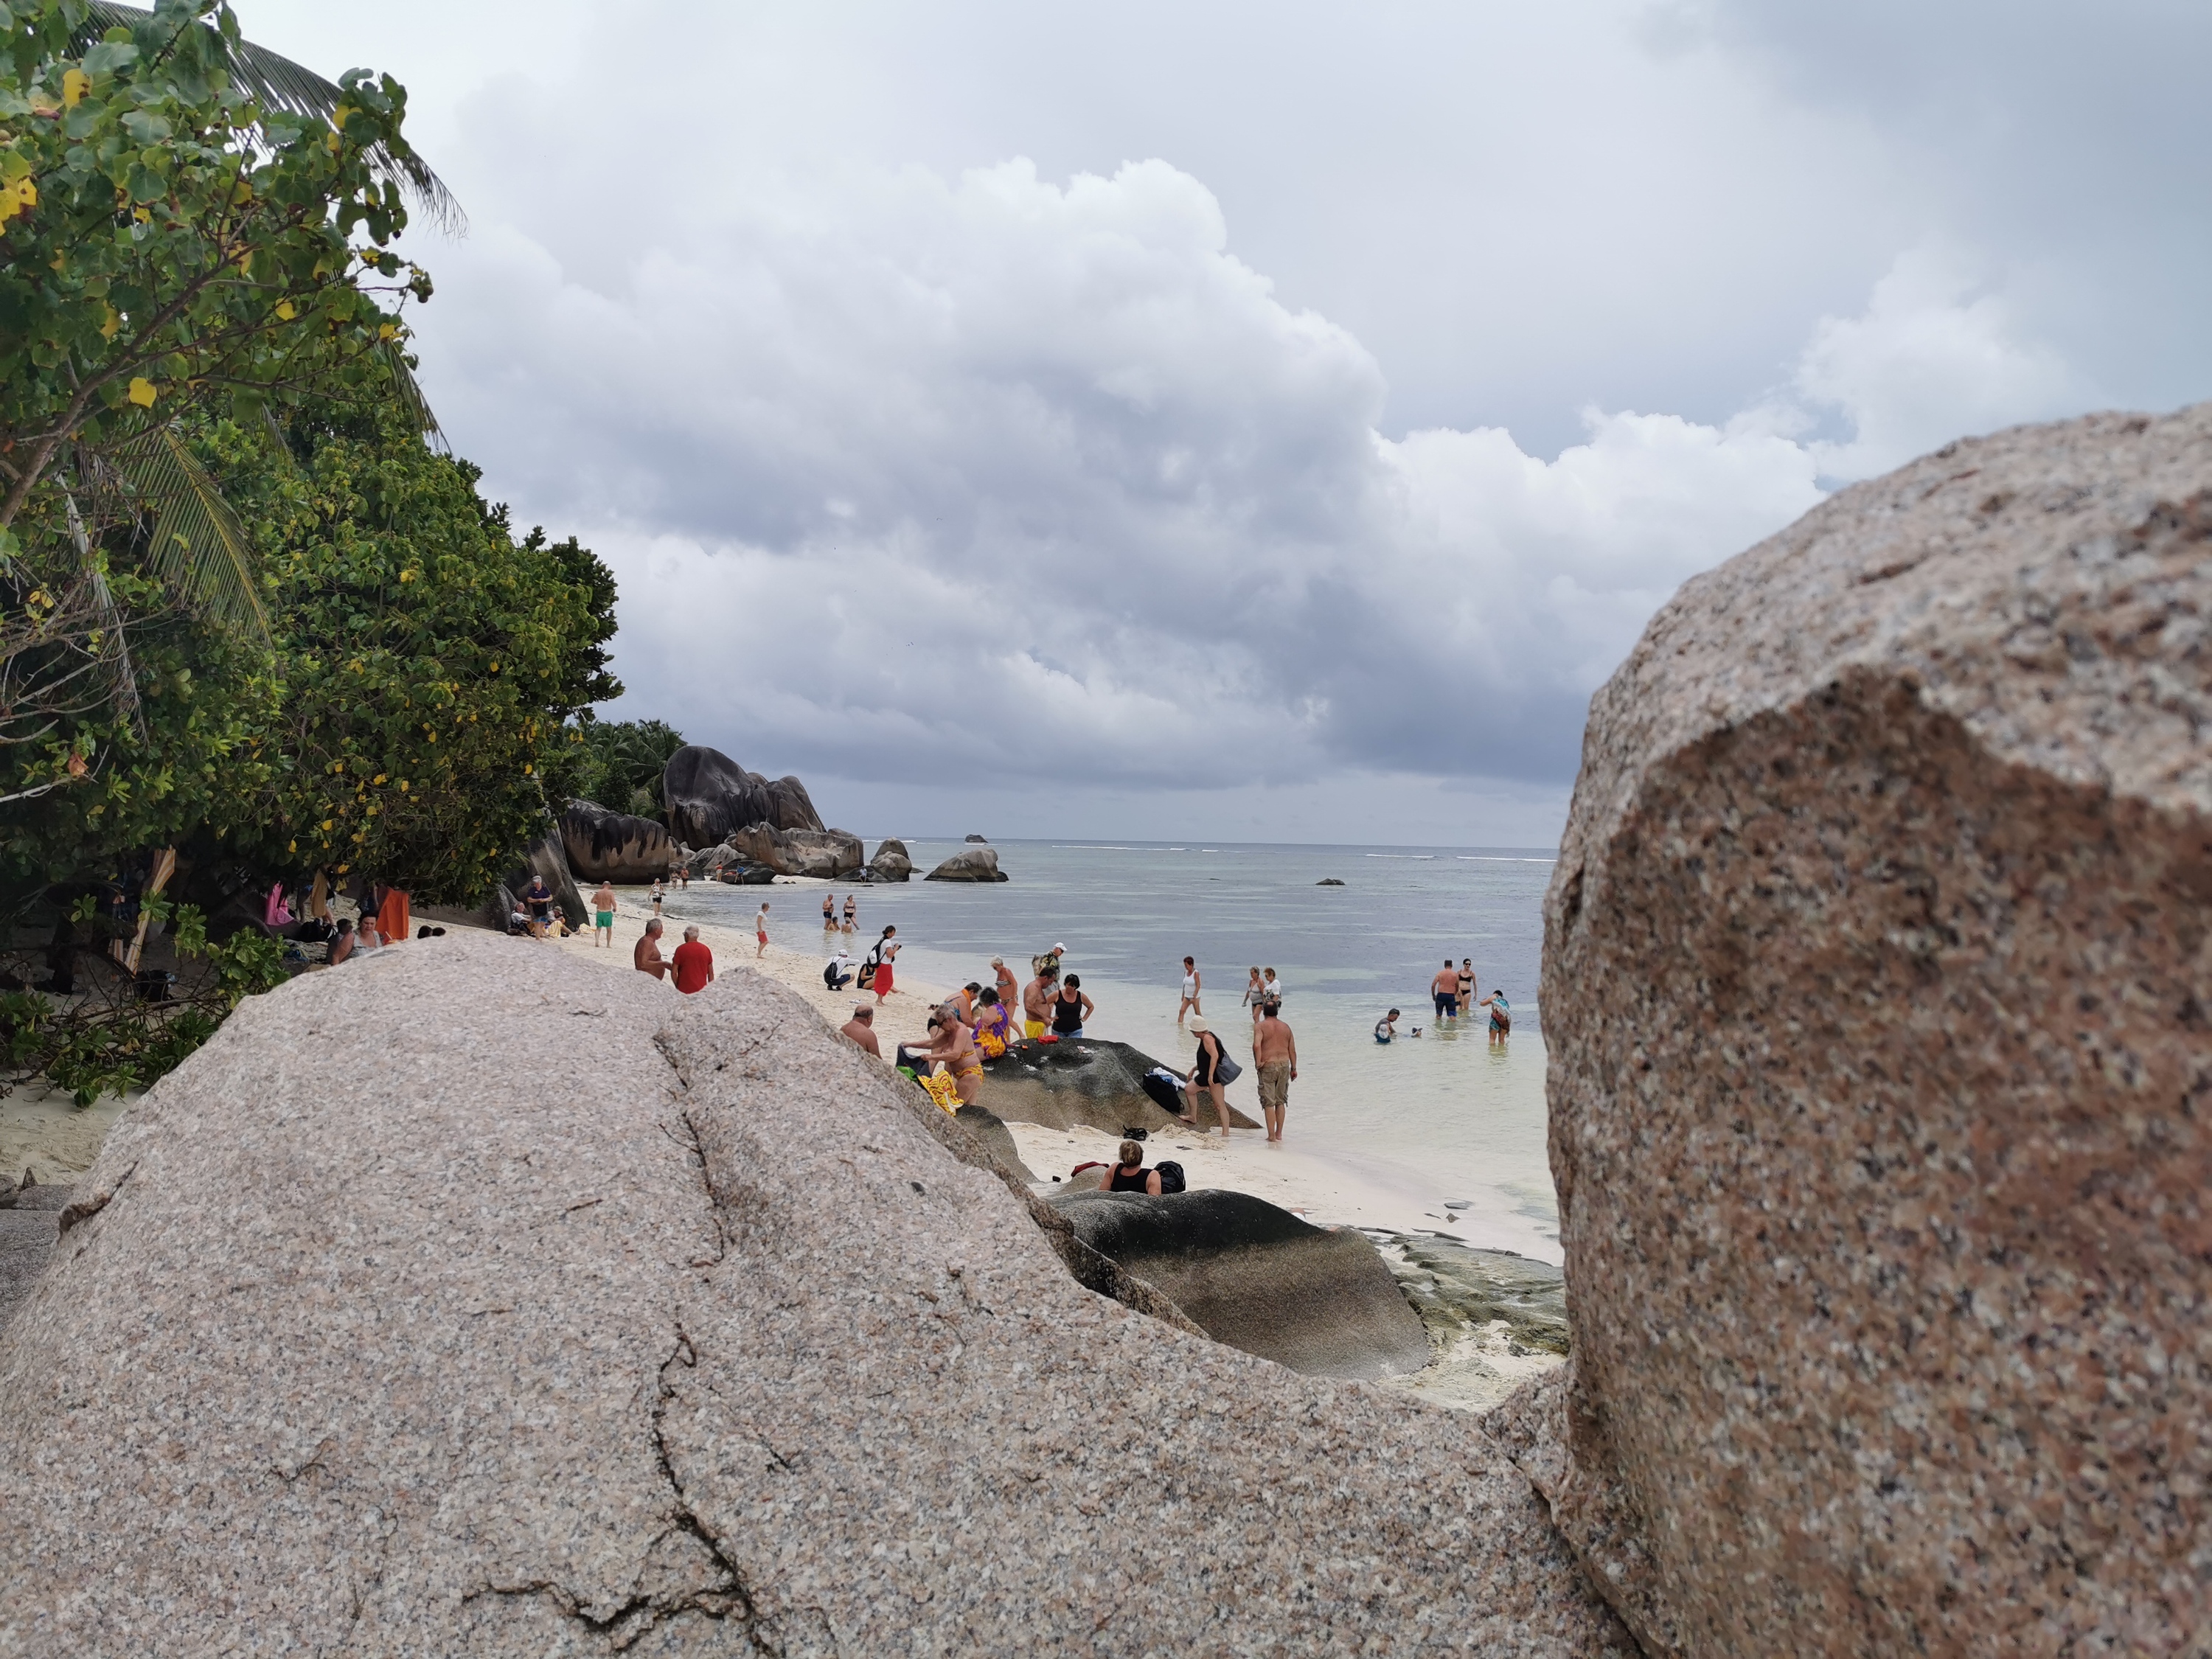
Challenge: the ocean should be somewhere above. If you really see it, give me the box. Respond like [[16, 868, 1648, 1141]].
[[669, 838, 1562, 1261]]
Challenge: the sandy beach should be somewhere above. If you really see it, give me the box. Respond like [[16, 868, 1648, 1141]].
[[560, 880, 1501, 1238]]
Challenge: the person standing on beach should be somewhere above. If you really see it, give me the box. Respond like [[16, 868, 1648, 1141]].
[[591, 881, 617, 948], [650, 878, 665, 919], [1178, 957, 1202, 1026], [634, 918, 671, 981], [671, 925, 715, 995], [1262, 967, 1282, 1007], [1241, 967, 1265, 1025], [1479, 988, 1511, 1045], [1457, 958, 1475, 1017], [866, 925, 900, 1004], [754, 901, 771, 959], [1022, 965, 1056, 1040], [1185, 1015, 1231, 1137], [1051, 974, 1093, 1038], [991, 956, 1020, 1019], [1253, 1001, 1296, 1142], [1431, 960, 1459, 1022]]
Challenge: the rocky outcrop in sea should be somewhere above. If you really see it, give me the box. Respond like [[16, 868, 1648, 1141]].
[[923, 844, 1008, 882], [661, 744, 826, 849]]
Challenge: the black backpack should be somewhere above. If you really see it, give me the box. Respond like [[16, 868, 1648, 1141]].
[[1152, 1160, 1186, 1195]]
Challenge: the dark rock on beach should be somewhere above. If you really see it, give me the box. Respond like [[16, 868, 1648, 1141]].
[[1377, 1234, 1569, 1357], [714, 863, 776, 885], [952, 1105, 1036, 1183], [866, 838, 913, 882], [724, 821, 864, 878], [1052, 1188, 1432, 1381], [977, 1037, 1259, 1134], [1315, 877, 1345, 886], [1530, 405, 2212, 1657], [661, 744, 826, 849], [484, 832, 588, 936], [557, 799, 678, 883], [0, 932, 1634, 1653], [923, 845, 1008, 882]]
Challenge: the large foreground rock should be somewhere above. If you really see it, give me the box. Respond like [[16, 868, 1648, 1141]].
[[560, 799, 681, 883], [1052, 1189, 1432, 1381], [978, 1036, 1259, 1134], [0, 934, 1630, 1653], [723, 821, 864, 879], [661, 745, 824, 849], [1534, 406, 2212, 1656], [923, 845, 1007, 882]]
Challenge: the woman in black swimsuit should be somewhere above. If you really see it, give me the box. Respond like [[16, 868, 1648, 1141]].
[[1051, 974, 1093, 1037], [1105, 1139, 1162, 1195]]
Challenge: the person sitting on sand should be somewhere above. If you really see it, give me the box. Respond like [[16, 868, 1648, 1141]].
[[1374, 1008, 1401, 1043], [327, 917, 355, 966], [671, 925, 714, 995], [1105, 1139, 1163, 1195], [1021, 964, 1056, 1040], [1431, 959, 1459, 1021], [824, 948, 855, 990], [592, 881, 617, 948], [840, 1004, 880, 1058], [1480, 988, 1511, 1044], [634, 917, 671, 981], [1184, 1015, 1232, 1138], [1051, 973, 1093, 1039], [903, 1012, 984, 1105], [1253, 999, 1297, 1142]]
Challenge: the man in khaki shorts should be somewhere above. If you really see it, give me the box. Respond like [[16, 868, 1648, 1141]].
[[1253, 998, 1297, 1142]]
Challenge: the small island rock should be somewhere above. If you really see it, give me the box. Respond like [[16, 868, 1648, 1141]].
[[924, 846, 1008, 883]]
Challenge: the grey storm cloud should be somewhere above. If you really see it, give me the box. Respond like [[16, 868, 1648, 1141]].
[[238, 0, 2212, 834]]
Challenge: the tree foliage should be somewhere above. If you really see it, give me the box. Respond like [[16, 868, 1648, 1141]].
[[202, 400, 620, 902], [543, 715, 686, 821]]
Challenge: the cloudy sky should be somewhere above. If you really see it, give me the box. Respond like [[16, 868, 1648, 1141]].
[[250, 0, 2212, 844]]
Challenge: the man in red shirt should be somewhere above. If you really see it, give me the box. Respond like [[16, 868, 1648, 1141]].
[[671, 925, 715, 995]]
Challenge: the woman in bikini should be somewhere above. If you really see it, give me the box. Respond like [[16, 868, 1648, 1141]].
[[1241, 967, 1265, 1026], [842, 894, 858, 932], [907, 1010, 984, 1104], [1457, 959, 1475, 1018]]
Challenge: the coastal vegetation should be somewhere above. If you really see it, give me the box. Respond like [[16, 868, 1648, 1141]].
[[0, 1, 636, 1098]]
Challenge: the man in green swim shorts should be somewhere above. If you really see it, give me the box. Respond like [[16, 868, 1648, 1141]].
[[591, 880, 617, 949]]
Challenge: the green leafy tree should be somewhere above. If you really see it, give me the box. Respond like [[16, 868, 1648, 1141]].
[[0, 0, 446, 820], [203, 400, 619, 902], [543, 715, 687, 821]]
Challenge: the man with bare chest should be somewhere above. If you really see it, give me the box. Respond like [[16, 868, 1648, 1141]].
[[1253, 1001, 1297, 1142]]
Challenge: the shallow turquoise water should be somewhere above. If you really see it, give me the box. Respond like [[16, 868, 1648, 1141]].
[[672, 838, 1560, 1256]]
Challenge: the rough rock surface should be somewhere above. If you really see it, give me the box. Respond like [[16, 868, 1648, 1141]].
[[1535, 406, 2212, 1656], [0, 934, 1630, 1654], [978, 1037, 1259, 1134], [1377, 1234, 1570, 1358], [1052, 1189, 1432, 1381], [662, 745, 825, 849], [0, 1179, 68, 1336], [560, 799, 681, 883], [950, 1104, 1035, 1183], [866, 838, 912, 882], [923, 845, 1008, 882], [723, 822, 864, 879]]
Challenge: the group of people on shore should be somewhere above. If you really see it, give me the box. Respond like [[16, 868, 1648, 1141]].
[[1372, 959, 1509, 1043], [1173, 957, 1298, 1142]]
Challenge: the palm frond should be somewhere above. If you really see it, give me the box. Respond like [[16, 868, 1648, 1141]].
[[108, 425, 271, 640], [378, 338, 447, 452], [74, 3, 466, 235]]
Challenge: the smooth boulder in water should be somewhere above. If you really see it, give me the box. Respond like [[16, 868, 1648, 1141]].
[[1051, 1188, 1432, 1381], [661, 744, 825, 849], [976, 1037, 1259, 1133], [923, 846, 1008, 882]]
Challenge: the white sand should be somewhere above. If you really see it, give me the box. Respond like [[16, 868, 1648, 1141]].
[[557, 881, 1478, 1237], [1, 1084, 137, 1186]]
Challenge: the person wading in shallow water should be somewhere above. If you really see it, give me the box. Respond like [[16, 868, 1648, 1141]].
[[1457, 958, 1475, 1017], [1431, 959, 1460, 1022], [1253, 1000, 1297, 1142], [1479, 988, 1512, 1045], [1178, 956, 1202, 1026]]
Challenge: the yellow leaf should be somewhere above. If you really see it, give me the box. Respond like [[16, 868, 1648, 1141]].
[[48, 250, 63, 271], [320, 819, 334, 831], [398, 568, 413, 582], [100, 303, 119, 340], [127, 377, 156, 407], [275, 299, 296, 321], [233, 249, 251, 274], [333, 103, 354, 130], [378, 321, 397, 341], [62, 69, 89, 108], [324, 131, 341, 154], [232, 178, 254, 205]]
